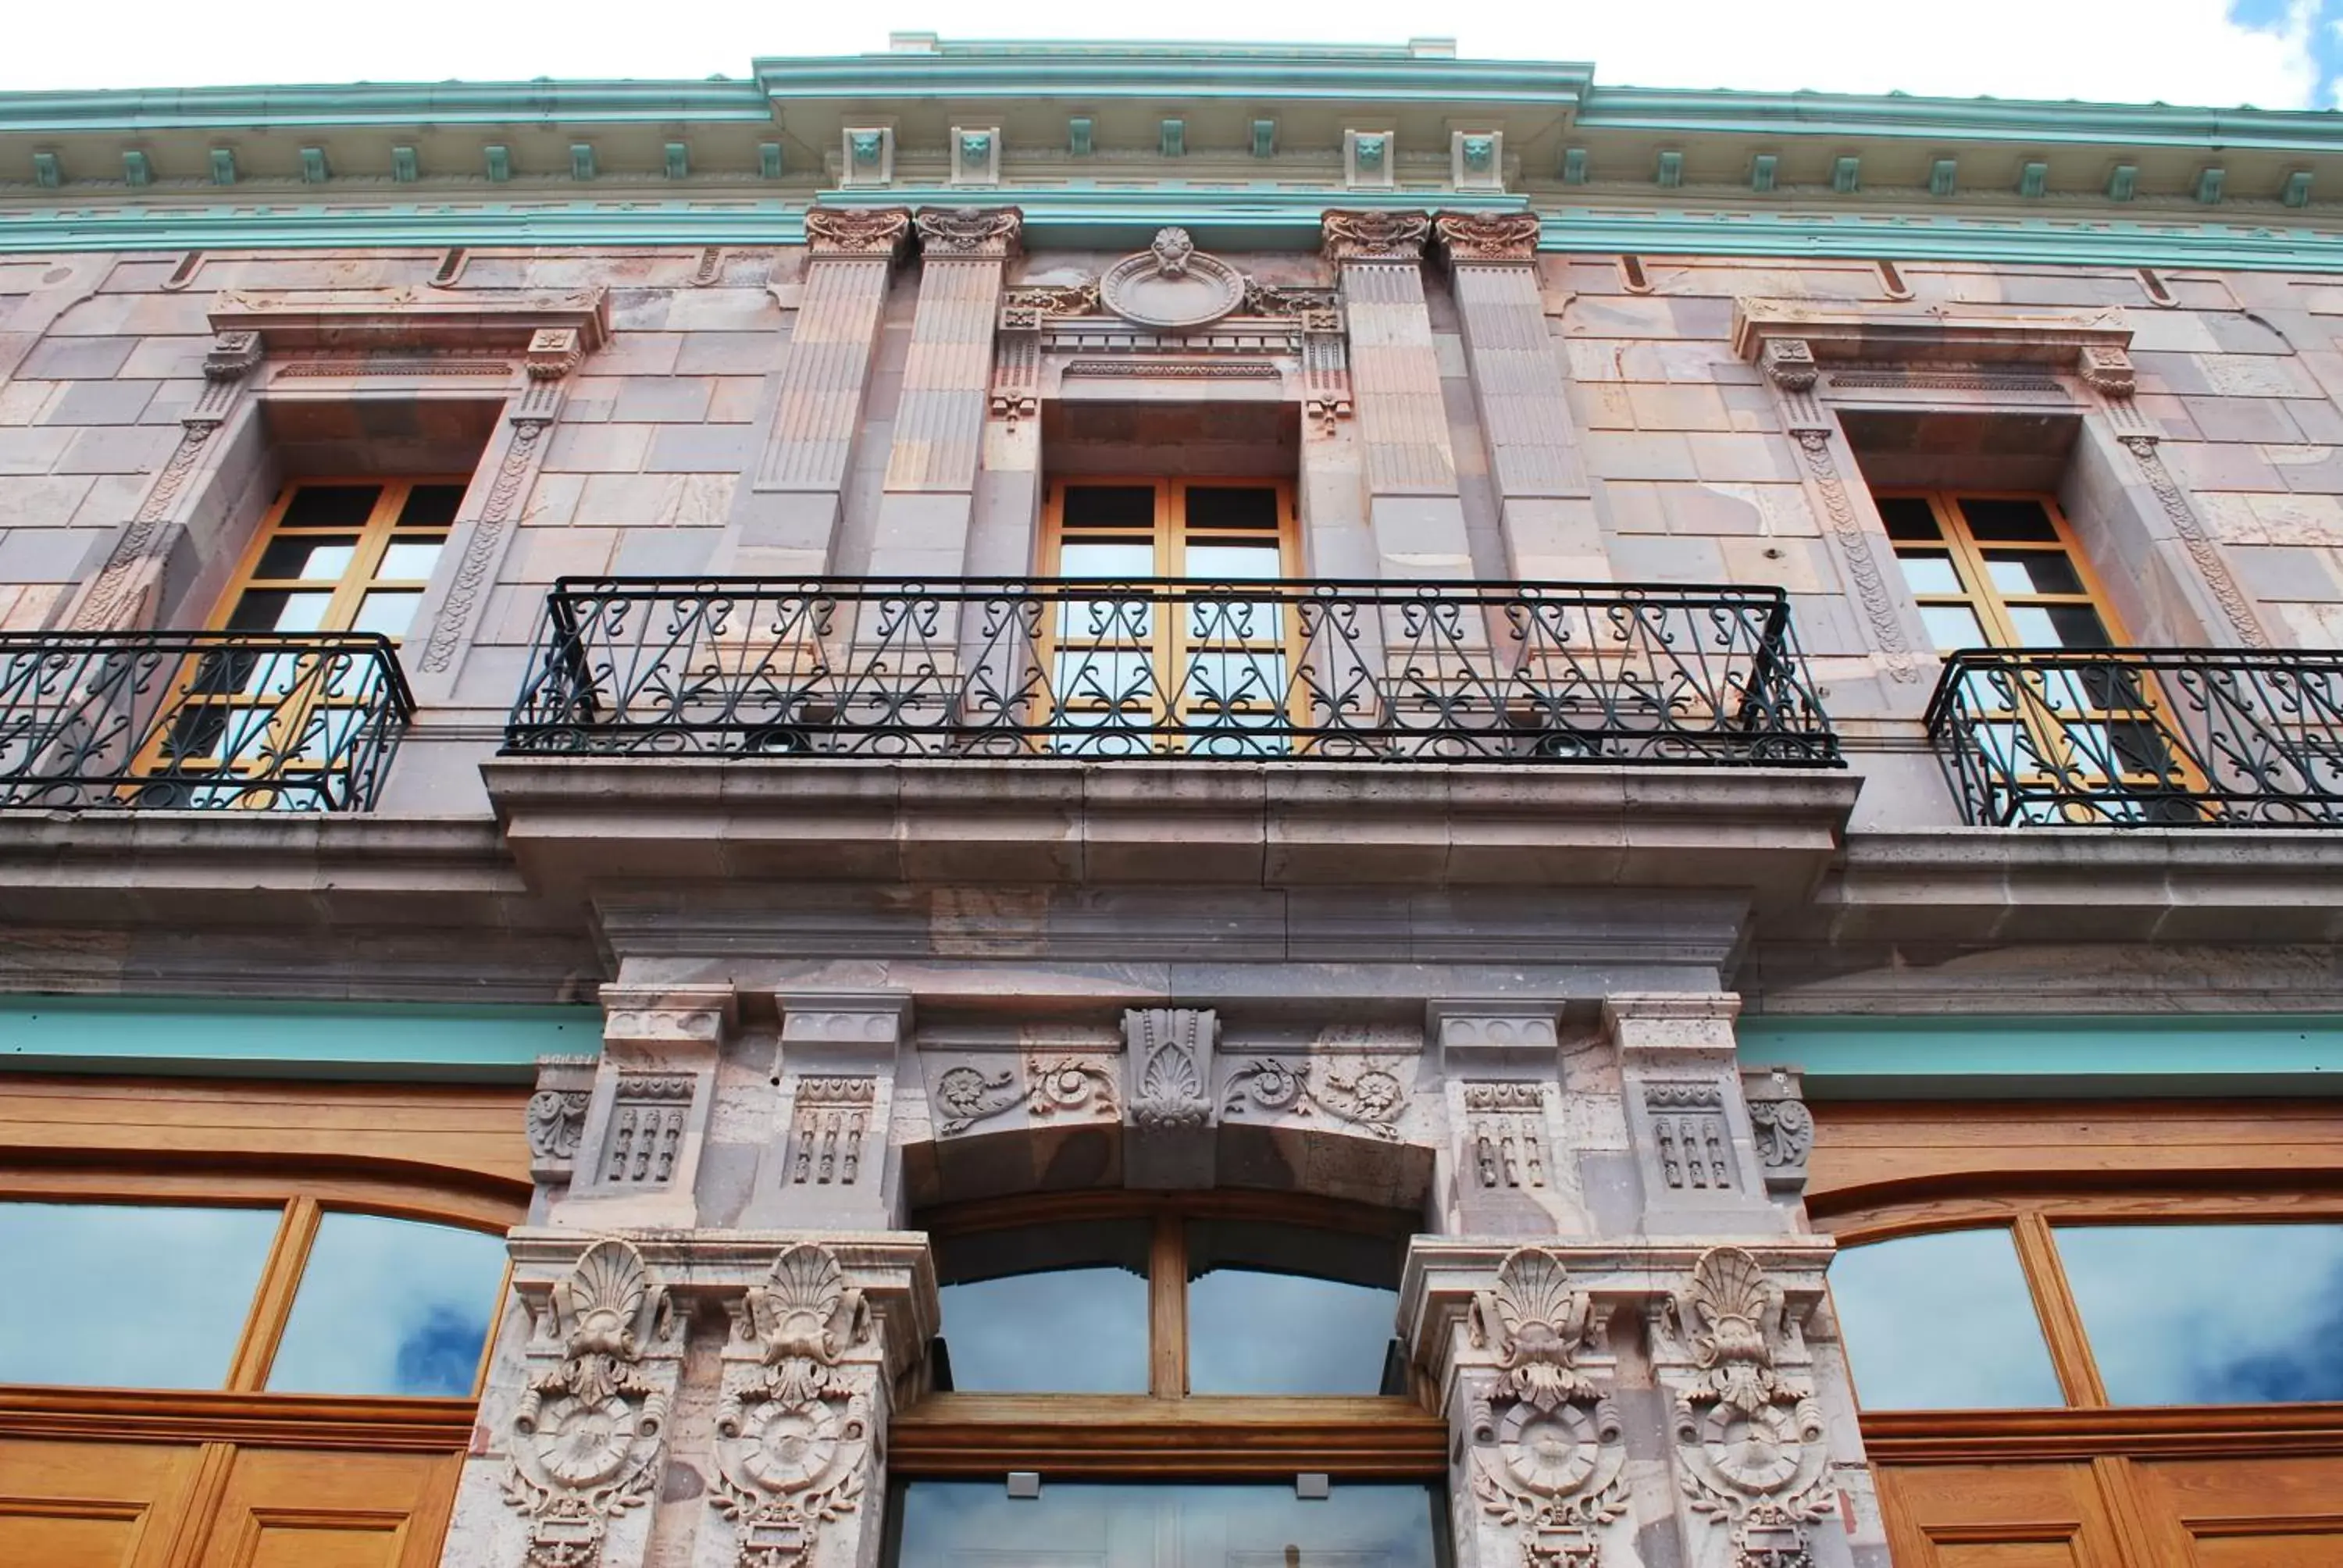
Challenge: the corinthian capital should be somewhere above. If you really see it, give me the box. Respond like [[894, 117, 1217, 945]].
[[1321, 208, 1432, 264], [1434, 210, 1542, 264], [915, 205, 1025, 258], [804, 206, 914, 259]]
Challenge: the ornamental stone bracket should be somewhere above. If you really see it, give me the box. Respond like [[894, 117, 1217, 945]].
[[1122, 1007, 1219, 1188], [742, 995, 915, 1229], [527, 1055, 601, 1188], [453, 1229, 940, 1568], [986, 227, 1353, 436], [1402, 1238, 1873, 1568], [557, 986, 740, 1230]]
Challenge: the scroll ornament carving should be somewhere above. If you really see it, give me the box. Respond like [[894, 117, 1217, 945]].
[[1467, 1250, 1626, 1568], [1242, 280, 1341, 319], [1002, 282, 1101, 323], [505, 1240, 673, 1568], [417, 415, 547, 674], [1435, 211, 1542, 264], [1322, 209, 1432, 263], [933, 1058, 1117, 1136], [1668, 1249, 1831, 1568], [713, 1244, 876, 1568], [2117, 434, 2270, 649], [1744, 1078, 1813, 1188], [803, 208, 912, 259], [68, 418, 223, 630], [915, 206, 1023, 258], [1791, 427, 1921, 683], [527, 1090, 593, 1162], [1126, 1007, 1215, 1130], [1223, 1057, 1407, 1140]]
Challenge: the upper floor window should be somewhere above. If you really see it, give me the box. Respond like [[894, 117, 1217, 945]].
[[1875, 491, 2120, 654], [220, 479, 465, 642]]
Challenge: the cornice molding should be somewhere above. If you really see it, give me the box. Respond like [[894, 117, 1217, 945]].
[[208, 286, 612, 358]]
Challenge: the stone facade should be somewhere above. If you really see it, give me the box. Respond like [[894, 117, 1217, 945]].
[[5, 37, 2343, 1568]]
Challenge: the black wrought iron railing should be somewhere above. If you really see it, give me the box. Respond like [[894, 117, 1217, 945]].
[[0, 632, 412, 812], [503, 577, 1839, 766], [1928, 648, 2343, 826]]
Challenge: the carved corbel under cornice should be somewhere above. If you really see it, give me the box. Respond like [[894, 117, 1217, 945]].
[[1433, 209, 1542, 265], [915, 205, 1024, 259], [1322, 208, 1432, 264], [804, 206, 913, 261]]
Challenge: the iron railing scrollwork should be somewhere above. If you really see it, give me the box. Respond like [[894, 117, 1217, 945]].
[[0, 632, 413, 812], [503, 577, 1840, 767], [1928, 648, 2343, 827]]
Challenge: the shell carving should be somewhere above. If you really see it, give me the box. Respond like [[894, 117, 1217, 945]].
[[546, 1238, 664, 1408], [1474, 1249, 1598, 1410], [1682, 1246, 1783, 1415]]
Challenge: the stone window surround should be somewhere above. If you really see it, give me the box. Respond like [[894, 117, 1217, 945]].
[[62, 287, 612, 710], [1732, 296, 2272, 682]]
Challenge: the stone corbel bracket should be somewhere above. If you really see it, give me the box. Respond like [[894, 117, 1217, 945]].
[[1730, 295, 2136, 413], [526, 1053, 601, 1188]]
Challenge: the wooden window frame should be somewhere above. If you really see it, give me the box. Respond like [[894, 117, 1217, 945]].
[[890, 1188, 1446, 1478], [1039, 479, 1307, 744], [0, 1161, 521, 1452], [212, 477, 468, 641]]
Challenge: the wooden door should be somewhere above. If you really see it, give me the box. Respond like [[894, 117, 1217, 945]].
[[2129, 1455, 2343, 1566], [0, 1438, 206, 1568], [1878, 1462, 2131, 1568], [192, 1448, 461, 1568]]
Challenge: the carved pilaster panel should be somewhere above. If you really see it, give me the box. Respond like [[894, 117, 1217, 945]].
[[414, 401, 559, 686], [560, 988, 735, 1226], [786, 1076, 879, 1190], [2119, 433, 2271, 648], [1328, 218, 1458, 498], [882, 212, 1018, 497], [1462, 1084, 1550, 1194], [745, 996, 911, 1228], [1444, 247, 1589, 507], [1607, 996, 1779, 1235], [1789, 422, 1924, 685], [754, 210, 908, 499], [526, 1054, 600, 1188]]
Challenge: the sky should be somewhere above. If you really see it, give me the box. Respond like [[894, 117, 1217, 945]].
[[0, 1, 2338, 110]]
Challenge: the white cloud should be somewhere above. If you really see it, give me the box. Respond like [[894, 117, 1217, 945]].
[[0, 0, 2323, 109]]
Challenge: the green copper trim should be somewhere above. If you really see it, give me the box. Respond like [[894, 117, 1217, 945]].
[[0, 996, 601, 1082], [1740, 1014, 2343, 1099], [0, 79, 774, 134]]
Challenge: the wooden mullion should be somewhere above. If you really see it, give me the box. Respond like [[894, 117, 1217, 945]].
[[157, 1438, 238, 1568], [2012, 1210, 2107, 1409], [226, 1196, 320, 1393], [1150, 1210, 1186, 1399], [2087, 1453, 2170, 1566]]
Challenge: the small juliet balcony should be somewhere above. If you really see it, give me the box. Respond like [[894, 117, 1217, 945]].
[[0, 631, 412, 812], [1928, 648, 2343, 827], [500, 577, 1841, 767]]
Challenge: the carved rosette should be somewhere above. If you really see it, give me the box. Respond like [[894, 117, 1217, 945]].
[[1435, 211, 1542, 265], [1322, 209, 1432, 264], [931, 1057, 1118, 1136], [504, 1239, 675, 1568], [1665, 1249, 1831, 1568], [804, 208, 913, 260], [1465, 1250, 1626, 1568], [712, 1244, 876, 1568], [914, 206, 1023, 258]]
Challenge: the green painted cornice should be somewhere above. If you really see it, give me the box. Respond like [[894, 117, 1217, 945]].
[[0, 79, 774, 134], [1581, 86, 2343, 153], [752, 42, 1595, 106], [0, 197, 811, 250]]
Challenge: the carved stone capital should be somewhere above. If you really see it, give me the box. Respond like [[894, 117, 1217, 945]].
[[1757, 337, 1819, 394], [523, 326, 584, 381], [1434, 210, 1542, 265], [601, 985, 738, 1049], [203, 329, 262, 381], [804, 206, 913, 260], [1322, 208, 1432, 264], [2078, 342, 2137, 398], [914, 205, 1023, 258]]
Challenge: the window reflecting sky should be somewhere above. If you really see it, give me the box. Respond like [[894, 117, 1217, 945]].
[[2057, 1223, 2343, 1405], [936, 1221, 1154, 1394], [1187, 1270, 1396, 1395], [0, 1201, 280, 1388], [266, 1212, 506, 1397], [1831, 1228, 2066, 1409], [893, 1481, 1440, 1567]]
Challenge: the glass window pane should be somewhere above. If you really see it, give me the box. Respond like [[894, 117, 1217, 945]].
[[1183, 486, 1281, 532], [934, 1221, 1150, 1393], [376, 540, 448, 580], [396, 483, 468, 528], [1919, 602, 1988, 653], [1062, 485, 1157, 530], [0, 1202, 280, 1388], [254, 534, 359, 583], [1957, 497, 2061, 542], [227, 590, 333, 633], [1892, 550, 1965, 597], [352, 590, 423, 640], [1983, 551, 2085, 597], [893, 1481, 1442, 1568], [2056, 1224, 2343, 1405], [267, 1213, 507, 1396], [1186, 1221, 1400, 1395], [280, 484, 383, 528], [1058, 541, 1157, 580], [1182, 543, 1283, 583], [1875, 496, 1942, 541], [2006, 603, 2113, 650], [1831, 1228, 2066, 1410]]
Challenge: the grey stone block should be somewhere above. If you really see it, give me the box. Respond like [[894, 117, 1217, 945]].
[[45, 380, 159, 426], [54, 425, 180, 476], [645, 425, 755, 473]]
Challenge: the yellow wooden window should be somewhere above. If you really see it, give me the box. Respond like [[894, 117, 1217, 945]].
[[215, 478, 466, 641]]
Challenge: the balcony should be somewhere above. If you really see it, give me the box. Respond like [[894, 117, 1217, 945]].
[[0, 632, 412, 812], [501, 577, 1839, 767], [1928, 648, 2343, 827]]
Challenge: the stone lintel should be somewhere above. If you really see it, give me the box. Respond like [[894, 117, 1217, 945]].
[[1731, 294, 2133, 378], [207, 286, 611, 358]]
